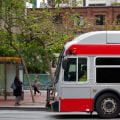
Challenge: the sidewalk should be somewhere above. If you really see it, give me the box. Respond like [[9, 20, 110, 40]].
[[0, 90, 48, 110]]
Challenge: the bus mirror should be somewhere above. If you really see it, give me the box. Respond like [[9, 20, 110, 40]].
[[62, 59, 67, 69], [69, 49, 72, 55], [52, 59, 56, 68]]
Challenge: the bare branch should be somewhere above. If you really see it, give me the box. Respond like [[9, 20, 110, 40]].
[[46, 43, 53, 46]]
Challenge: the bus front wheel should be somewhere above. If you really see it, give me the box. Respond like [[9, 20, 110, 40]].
[[96, 93, 120, 119]]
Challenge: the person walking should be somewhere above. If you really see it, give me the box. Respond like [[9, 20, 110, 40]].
[[13, 76, 22, 106], [33, 75, 41, 96]]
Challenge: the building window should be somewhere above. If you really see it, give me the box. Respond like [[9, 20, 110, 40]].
[[96, 57, 120, 83], [89, 4, 106, 6], [52, 15, 62, 24], [74, 15, 84, 26], [117, 15, 120, 25], [95, 15, 105, 25]]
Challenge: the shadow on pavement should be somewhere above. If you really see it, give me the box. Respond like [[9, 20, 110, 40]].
[[50, 114, 100, 119], [50, 114, 120, 119]]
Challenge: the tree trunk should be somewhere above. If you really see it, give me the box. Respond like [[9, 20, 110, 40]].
[[44, 48, 55, 98], [44, 47, 54, 88], [34, 37, 54, 88]]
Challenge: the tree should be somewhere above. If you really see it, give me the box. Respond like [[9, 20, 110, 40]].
[[21, 8, 74, 88], [22, 41, 54, 73], [0, 0, 35, 103], [0, 0, 83, 94], [111, 1, 120, 6]]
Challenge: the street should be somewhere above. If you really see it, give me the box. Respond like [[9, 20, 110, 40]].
[[0, 110, 120, 120]]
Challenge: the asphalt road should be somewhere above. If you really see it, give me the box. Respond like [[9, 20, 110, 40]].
[[0, 110, 120, 120]]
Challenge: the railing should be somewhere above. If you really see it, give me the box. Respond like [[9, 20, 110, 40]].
[[24, 74, 52, 87]]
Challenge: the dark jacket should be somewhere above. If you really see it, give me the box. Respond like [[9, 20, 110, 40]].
[[13, 79, 22, 96]]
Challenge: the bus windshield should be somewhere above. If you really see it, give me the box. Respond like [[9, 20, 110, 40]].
[[54, 48, 64, 84]]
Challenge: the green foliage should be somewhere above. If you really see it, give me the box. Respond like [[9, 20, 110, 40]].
[[0, 45, 18, 57], [0, 0, 83, 74], [22, 41, 54, 73], [0, 1, 49, 73], [111, 2, 120, 6]]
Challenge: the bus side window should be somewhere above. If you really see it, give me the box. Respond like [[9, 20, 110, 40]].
[[64, 58, 77, 81], [78, 58, 87, 82]]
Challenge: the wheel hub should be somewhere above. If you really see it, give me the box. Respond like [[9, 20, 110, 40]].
[[106, 101, 113, 109], [101, 98, 117, 114]]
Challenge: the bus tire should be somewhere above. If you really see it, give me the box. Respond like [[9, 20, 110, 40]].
[[96, 93, 120, 119]]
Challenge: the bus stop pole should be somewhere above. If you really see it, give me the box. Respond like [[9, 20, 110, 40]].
[[4, 62, 7, 100]]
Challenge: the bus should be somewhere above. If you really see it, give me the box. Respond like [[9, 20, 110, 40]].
[[49, 31, 120, 119]]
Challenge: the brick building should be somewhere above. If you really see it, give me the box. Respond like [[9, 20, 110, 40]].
[[46, 6, 120, 34]]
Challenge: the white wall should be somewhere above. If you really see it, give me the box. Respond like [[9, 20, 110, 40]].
[[86, 0, 118, 6], [89, 0, 105, 4], [26, 2, 33, 8], [36, 0, 48, 8], [27, 0, 120, 8], [105, 0, 119, 6]]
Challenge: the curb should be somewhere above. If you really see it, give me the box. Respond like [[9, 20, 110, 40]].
[[0, 106, 49, 111]]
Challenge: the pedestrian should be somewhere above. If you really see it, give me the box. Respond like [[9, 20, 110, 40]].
[[33, 75, 41, 96], [13, 76, 22, 106]]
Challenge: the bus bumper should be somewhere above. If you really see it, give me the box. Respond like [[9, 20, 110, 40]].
[[51, 101, 59, 112]]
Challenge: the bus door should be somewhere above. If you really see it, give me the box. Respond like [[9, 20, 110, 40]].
[[60, 57, 92, 112]]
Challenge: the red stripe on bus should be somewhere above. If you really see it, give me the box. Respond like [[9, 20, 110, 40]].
[[60, 98, 93, 112], [66, 45, 120, 55]]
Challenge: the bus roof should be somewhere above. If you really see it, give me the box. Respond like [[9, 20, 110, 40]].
[[65, 31, 120, 51]]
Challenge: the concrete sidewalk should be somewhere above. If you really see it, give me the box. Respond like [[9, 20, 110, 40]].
[[0, 90, 48, 110]]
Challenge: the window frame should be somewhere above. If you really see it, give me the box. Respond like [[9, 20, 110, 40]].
[[52, 15, 62, 24], [95, 15, 105, 26], [73, 15, 84, 26], [63, 56, 88, 84], [89, 4, 106, 6], [116, 14, 120, 25]]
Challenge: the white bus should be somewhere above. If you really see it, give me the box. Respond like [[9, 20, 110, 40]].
[[50, 31, 120, 118]]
